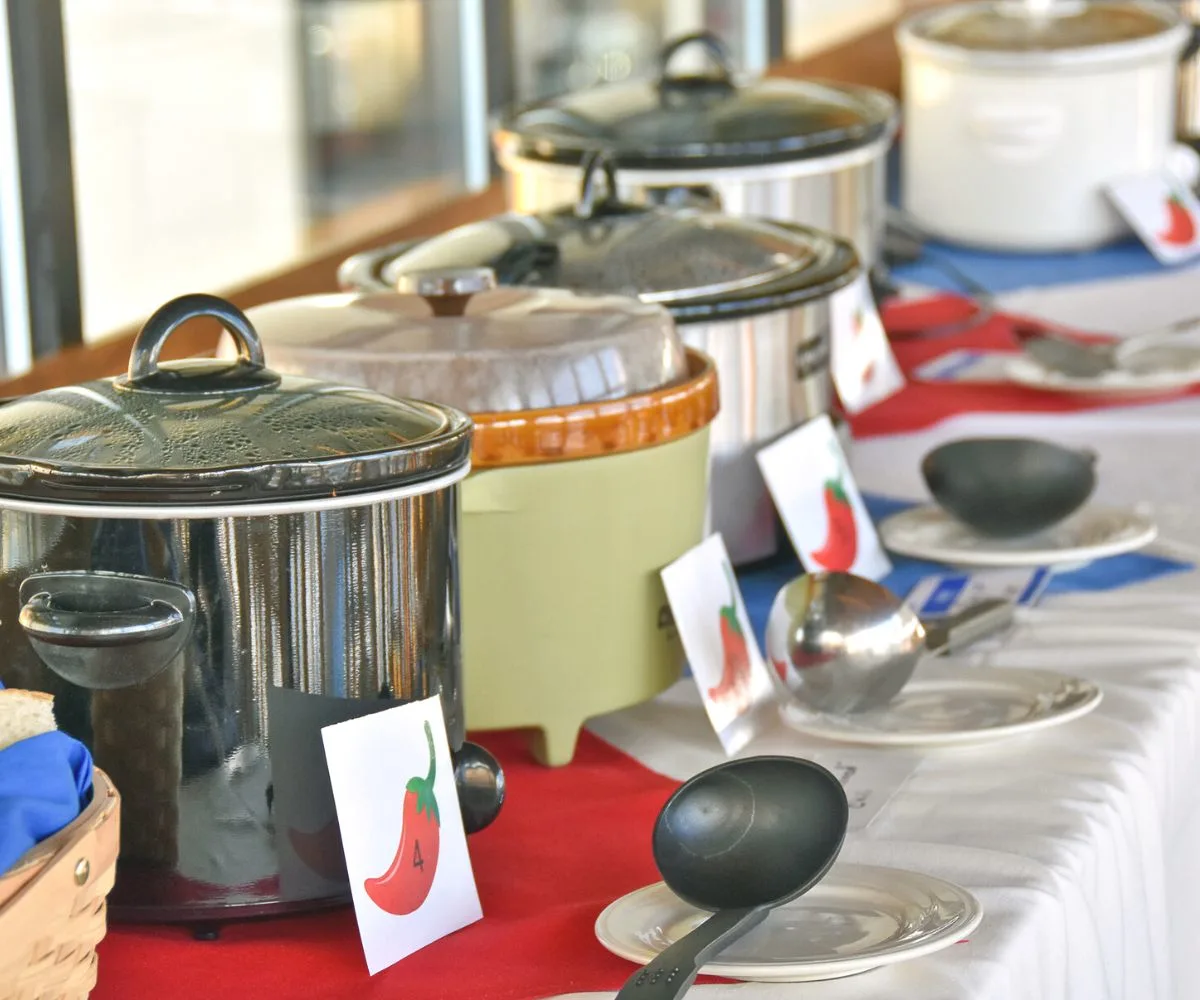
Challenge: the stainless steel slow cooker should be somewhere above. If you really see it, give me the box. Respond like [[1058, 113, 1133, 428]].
[[339, 156, 861, 566], [491, 30, 898, 270], [0, 293, 503, 924]]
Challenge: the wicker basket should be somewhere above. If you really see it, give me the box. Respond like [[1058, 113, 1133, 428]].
[[0, 768, 121, 1000]]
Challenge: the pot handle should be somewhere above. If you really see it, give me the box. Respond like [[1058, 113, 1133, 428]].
[[657, 31, 736, 91], [452, 740, 506, 834], [18, 572, 196, 690], [1181, 21, 1200, 66], [575, 150, 622, 220], [20, 594, 184, 648], [120, 292, 280, 393]]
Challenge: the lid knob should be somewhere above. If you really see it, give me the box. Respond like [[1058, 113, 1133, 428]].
[[657, 31, 736, 91], [396, 267, 498, 298], [119, 293, 280, 394], [397, 267, 498, 317]]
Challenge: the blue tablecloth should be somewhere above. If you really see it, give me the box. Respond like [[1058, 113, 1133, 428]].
[[895, 239, 1166, 297]]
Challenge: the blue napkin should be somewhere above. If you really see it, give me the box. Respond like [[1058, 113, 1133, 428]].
[[0, 677, 94, 874], [737, 494, 1194, 649]]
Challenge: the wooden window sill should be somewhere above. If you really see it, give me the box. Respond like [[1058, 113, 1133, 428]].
[[2, 14, 915, 396]]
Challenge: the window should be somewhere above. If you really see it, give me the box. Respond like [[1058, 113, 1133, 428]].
[[0, 0, 888, 369]]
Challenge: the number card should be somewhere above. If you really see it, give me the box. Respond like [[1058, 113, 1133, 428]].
[[322, 696, 481, 975]]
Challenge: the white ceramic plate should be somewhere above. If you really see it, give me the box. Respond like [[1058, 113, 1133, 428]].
[[595, 863, 983, 983], [878, 503, 1157, 568], [780, 666, 1102, 747], [1005, 352, 1200, 395]]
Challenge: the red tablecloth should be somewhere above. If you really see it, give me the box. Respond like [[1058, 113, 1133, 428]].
[[90, 294, 1193, 1000], [853, 295, 1200, 438], [93, 730, 707, 1000]]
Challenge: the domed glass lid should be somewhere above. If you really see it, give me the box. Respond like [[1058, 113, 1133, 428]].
[[0, 294, 471, 506], [494, 31, 897, 169], [242, 268, 689, 414], [370, 155, 860, 324]]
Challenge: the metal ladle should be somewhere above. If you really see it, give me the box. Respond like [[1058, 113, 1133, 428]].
[[616, 756, 849, 999], [1016, 315, 1200, 379], [767, 572, 1015, 715]]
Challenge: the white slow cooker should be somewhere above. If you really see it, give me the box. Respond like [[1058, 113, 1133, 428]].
[[897, 0, 1195, 251]]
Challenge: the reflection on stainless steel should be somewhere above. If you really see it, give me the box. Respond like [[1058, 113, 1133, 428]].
[[679, 306, 832, 563], [0, 485, 460, 921]]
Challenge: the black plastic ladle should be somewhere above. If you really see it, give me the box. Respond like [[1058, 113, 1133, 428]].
[[616, 756, 849, 999]]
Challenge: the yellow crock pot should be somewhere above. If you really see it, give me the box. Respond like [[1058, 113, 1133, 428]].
[[240, 271, 719, 765]]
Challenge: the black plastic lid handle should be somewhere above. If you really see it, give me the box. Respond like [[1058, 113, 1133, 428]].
[[574, 151, 623, 220], [657, 31, 737, 92]]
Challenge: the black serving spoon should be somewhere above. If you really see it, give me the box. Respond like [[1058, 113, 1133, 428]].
[[615, 756, 849, 999], [922, 436, 1097, 539]]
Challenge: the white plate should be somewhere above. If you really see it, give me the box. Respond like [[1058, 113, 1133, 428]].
[[780, 666, 1102, 747], [878, 503, 1157, 568], [595, 863, 983, 983], [1005, 352, 1200, 395]]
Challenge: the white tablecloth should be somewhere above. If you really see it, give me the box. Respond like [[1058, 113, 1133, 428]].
[[566, 398, 1200, 1000]]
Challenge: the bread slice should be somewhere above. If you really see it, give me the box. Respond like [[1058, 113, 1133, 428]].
[[0, 689, 56, 752]]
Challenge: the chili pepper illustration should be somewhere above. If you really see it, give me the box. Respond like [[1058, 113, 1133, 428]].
[[810, 470, 858, 571], [853, 307, 878, 386], [706, 565, 753, 714], [363, 720, 441, 916], [288, 817, 348, 882], [1158, 191, 1196, 247], [772, 658, 790, 683]]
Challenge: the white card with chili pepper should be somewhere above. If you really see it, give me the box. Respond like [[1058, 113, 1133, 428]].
[[660, 533, 779, 754], [830, 273, 905, 414], [321, 696, 481, 975], [756, 414, 892, 582], [1106, 171, 1200, 265]]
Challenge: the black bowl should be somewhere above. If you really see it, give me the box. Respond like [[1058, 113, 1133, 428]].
[[921, 437, 1097, 539]]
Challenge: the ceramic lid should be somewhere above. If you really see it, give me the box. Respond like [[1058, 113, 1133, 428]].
[[493, 31, 897, 169], [0, 294, 471, 507], [240, 268, 689, 413], [899, 0, 1187, 65], [360, 154, 860, 324]]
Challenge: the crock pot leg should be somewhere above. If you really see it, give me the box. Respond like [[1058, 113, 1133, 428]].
[[528, 720, 584, 767]]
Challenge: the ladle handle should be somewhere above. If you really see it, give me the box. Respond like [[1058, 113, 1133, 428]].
[[924, 598, 1014, 655], [614, 905, 767, 999]]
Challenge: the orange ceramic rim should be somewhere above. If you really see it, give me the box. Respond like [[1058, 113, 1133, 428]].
[[470, 347, 719, 468]]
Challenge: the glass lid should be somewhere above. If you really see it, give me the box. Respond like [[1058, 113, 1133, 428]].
[[0, 294, 471, 507], [369, 154, 860, 324], [901, 0, 1185, 56], [493, 31, 897, 169], [240, 268, 689, 413]]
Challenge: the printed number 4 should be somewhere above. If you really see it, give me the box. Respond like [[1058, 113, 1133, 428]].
[[412, 840, 424, 871]]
